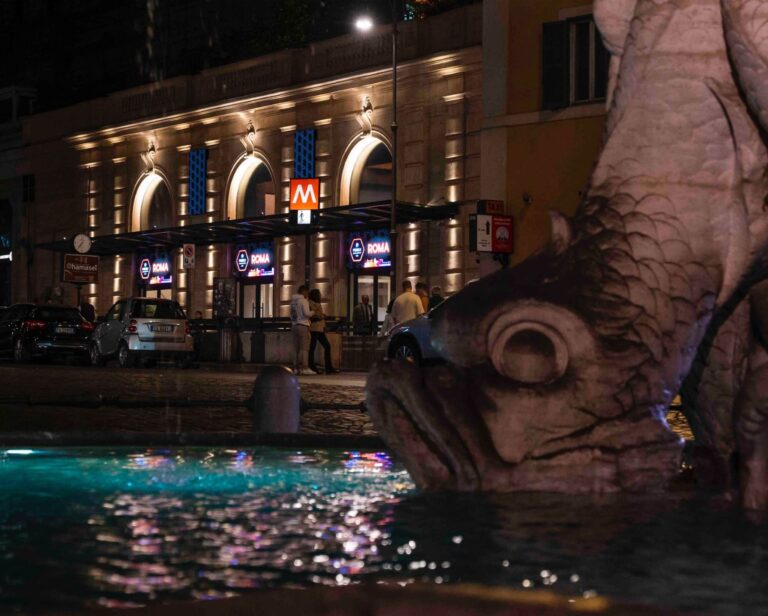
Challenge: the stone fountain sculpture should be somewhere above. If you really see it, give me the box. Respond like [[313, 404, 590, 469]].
[[367, 0, 768, 511]]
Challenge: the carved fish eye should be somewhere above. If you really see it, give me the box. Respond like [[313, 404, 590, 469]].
[[488, 321, 569, 384]]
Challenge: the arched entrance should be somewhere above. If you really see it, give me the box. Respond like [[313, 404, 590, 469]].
[[338, 132, 394, 329], [130, 171, 175, 299], [130, 171, 174, 232], [225, 154, 277, 320], [338, 133, 393, 206], [225, 154, 276, 221]]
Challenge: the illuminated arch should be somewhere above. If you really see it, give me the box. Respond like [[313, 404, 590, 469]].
[[130, 169, 174, 232], [338, 130, 392, 206], [224, 151, 277, 221]]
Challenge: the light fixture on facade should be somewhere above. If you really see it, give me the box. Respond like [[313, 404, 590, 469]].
[[141, 141, 157, 173], [355, 16, 374, 32], [240, 122, 257, 156], [357, 96, 374, 134]]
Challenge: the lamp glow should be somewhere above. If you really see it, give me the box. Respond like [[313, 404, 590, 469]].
[[355, 16, 374, 32]]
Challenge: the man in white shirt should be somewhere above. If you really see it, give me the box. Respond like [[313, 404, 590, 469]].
[[391, 280, 425, 325], [289, 285, 313, 374]]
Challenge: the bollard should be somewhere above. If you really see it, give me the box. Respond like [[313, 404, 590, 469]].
[[250, 365, 301, 433]]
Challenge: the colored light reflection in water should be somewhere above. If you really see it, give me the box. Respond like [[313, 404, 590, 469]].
[[0, 447, 414, 611], [3, 448, 768, 615]]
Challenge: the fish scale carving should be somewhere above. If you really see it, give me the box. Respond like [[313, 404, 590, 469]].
[[366, 0, 768, 512]]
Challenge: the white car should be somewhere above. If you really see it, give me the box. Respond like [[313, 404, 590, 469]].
[[90, 297, 193, 368], [386, 313, 441, 365]]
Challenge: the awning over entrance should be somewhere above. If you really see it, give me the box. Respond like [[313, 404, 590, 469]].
[[37, 201, 459, 256]]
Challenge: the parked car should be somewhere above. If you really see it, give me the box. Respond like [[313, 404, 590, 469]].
[[387, 312, 441, 365], [0, 303, 93, 363], [90, 297, 193, 368]]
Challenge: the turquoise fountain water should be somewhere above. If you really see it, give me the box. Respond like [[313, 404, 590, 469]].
[[0, 447, 766, 615]]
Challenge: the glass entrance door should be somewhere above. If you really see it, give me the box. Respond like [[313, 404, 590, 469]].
[[239, 282, 274, 319], [143, 288, 172, 299], [349, 273, 391, 334]]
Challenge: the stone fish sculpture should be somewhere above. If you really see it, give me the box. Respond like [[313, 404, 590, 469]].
[[367, 0, 768, 511]]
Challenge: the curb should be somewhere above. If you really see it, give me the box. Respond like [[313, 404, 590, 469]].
[[0, 431, 386, 449]]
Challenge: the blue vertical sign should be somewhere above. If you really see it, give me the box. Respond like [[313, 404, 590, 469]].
[[294, 129, 316, 179], [188, 148, 208, 216]]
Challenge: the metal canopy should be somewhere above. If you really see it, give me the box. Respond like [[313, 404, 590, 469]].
[[37, 200, 459, 256]]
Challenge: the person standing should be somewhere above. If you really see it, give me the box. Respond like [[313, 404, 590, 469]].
[[352, 294, 374, 335], [391, 280, 425, 326], [380, 298, 396, 336], [289, 285, 312, 375], [428, 286, 445, 311], [308, 289, 340, 374], [415, 282, 430, 313]]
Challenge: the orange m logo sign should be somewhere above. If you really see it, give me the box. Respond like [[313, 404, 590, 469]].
[[289, 178, 320, 210]]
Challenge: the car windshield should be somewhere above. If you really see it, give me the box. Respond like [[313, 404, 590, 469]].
[[130, 301, 185, 319], [34, 307, 83, 322]]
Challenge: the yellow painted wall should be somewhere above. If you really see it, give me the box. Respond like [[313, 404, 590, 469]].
[[507, 115, 604, 262], [504, 0, 606, 264]]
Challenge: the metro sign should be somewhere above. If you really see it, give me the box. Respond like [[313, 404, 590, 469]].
[[235, 249, 249, 273], [139, 258, 151, 280], [289, 178, 320, 210]]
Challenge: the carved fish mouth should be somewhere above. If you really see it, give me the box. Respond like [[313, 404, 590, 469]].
[[366, 359, 685, 493], [366, 360, 510, 491]]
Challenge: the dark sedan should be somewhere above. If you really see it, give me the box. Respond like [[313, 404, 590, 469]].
[[0, 304, 93, 363]]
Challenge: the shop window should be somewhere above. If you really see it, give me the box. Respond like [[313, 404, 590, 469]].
[[542, 16, 609, 110], [22, 174, 35, 203]]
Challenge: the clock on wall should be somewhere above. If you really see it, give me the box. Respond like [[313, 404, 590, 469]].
[[73, 233, 92, 254]]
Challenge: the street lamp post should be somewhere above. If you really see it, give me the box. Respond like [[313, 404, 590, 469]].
[[356, 1, 399, 295], [389, 0, 399, 298]]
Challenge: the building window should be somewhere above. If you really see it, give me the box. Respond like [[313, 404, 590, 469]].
[[542, 16, 609, 110], [22, 174, 35, 203]]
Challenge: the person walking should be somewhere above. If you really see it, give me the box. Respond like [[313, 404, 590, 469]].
[[415, 282, 430, 313], [380, 298, 396, 336], [391, 280, 425, 326], [428, 286, 445, 310], [308, 289, 340, 374], [289, 285, 312, 375], [352, 294, 374, 335]]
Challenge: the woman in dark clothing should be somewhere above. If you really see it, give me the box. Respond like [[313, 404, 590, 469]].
[[308, 288, 340, 374]]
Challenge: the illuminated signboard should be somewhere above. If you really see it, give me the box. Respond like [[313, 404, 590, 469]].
[[233, 241, 275, 279], [345, 230, 391, 270], [136, 252, 173, 287], [289, 178, 320, 211]]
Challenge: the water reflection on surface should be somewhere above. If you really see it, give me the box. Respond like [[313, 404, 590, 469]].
[[0, 447, 767, 615]]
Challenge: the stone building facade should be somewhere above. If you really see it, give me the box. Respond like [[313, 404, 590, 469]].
[[18, 4, 482, 321], [14, 0, 610, 325]]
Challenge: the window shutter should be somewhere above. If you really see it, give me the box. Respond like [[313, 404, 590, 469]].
[[594, 27, 611, 100], [542, 21, 570, 110]]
